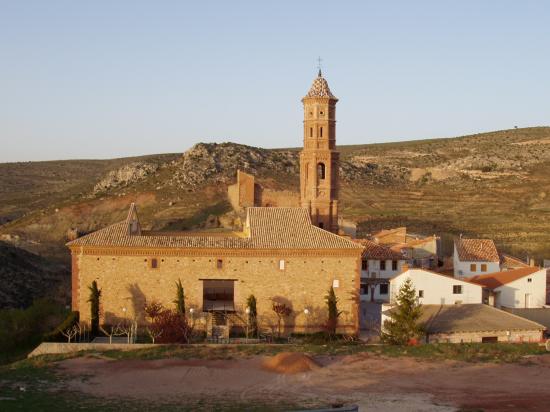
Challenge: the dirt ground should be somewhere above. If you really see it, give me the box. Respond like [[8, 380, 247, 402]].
[[56, 353, 550, 411]]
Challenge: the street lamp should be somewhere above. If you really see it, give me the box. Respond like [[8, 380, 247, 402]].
[[304, 308, 310, 335]]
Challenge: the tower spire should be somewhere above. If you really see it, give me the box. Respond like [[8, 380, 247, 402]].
[[317, 56, 323, 77]]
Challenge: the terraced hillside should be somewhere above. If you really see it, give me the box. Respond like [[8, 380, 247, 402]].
[[1, 127, 549, 307]]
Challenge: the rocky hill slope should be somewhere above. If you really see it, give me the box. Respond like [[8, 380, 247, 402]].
[[1, 127, 550, 307]]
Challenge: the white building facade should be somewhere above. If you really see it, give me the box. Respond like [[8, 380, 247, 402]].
[[390, 269, 483, 305]]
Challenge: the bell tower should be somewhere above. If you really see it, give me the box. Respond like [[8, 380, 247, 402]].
[[300, 70, 339, 233]]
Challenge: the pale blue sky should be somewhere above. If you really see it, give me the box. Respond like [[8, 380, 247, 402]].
[[1, 1, 549, 162]]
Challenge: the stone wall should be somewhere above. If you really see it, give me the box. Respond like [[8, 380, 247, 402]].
[[427, 329, 543, 344], [74, 251, 360, 334]]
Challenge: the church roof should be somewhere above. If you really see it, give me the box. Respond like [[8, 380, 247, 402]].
[[304, 70, 338, 100], [67, 205, 362, 251]]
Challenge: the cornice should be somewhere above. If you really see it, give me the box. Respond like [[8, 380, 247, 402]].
[[70, 245, 362, 258]]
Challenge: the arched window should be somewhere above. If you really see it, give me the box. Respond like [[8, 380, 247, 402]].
[[320, 127, 323, 137], [317, 162, 326, 180]]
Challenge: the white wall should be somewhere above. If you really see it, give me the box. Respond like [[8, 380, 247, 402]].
[[494, 269, 547, 308], [391, 269, 483, 305], [360, 259, 406, 302], [453, 245, 500, 278]]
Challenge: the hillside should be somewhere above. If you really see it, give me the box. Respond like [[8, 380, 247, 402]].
[[1, 127, 550, 307]]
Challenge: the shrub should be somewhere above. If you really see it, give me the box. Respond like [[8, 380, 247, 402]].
[[153, 309, 193, 344], [43, 311, 79, 342], [381, 278, 424, 345], [272, 302, 292, 337]]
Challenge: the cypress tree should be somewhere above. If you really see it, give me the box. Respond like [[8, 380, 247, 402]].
[[174, 279, 185, 316], [87, 280, 101, 336], [325, 286, 341, 335], [246, 294, 258, 337]]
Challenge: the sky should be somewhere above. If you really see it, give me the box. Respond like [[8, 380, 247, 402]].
[[1, 1, 549, 162]]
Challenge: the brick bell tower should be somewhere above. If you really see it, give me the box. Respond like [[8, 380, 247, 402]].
[[300, 69, 339, 233]]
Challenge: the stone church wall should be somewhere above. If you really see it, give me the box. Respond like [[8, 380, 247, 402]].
[[73, 251, 360, 334]]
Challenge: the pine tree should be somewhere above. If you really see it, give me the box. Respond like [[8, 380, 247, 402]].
[[381, 278, 423, 345], [246, 294, 258, 337], [87, 280, 101, 336], [325, 286, 342, 335], [174, 279, 185, 316]]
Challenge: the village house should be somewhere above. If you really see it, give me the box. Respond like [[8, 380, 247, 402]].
[[68, 71, 364, 337], [468, 267, 548, 309], [389, 268, 483, 305], [453, 238, 500, 278], [356, 239, 407, 302]]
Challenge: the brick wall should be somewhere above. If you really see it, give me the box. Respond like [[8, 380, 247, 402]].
[[74, 251, 360, 335]]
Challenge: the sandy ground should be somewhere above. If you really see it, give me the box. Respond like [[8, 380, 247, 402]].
[[56, 353, 550, 411]]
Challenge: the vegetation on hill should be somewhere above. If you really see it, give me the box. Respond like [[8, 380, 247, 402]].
[[0, 127, 549, 308]]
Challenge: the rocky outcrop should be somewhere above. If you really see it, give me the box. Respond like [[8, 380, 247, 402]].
[[93, 162, 159, 194]]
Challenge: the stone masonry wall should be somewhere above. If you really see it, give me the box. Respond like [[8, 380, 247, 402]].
[[74, 251, 360, 334], [428, 329, 543, 344]]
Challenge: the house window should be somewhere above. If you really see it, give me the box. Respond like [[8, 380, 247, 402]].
[[481, 264, 487, 272], [317, 163, 326, 180], [279, 260, 285, 270], [320, 127, 323, 137], [527, 278, 532, 283], [380, 260, 387, 271], [379, 284, 388, 295], [392, 260, 398, 271], [361, 260, 368, 271], [470, 263, 476, 272], [150, 258, 159, 269], [217, 259, 223, 269], [418, 290, 424, 298], [453, 285, 463, 294]]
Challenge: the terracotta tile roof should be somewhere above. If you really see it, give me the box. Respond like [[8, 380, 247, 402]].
[[500, 253, 530, 270], [467, 267, 541, 290], [67, 206, 362, 251], [304, 71, 338, 100], [371, 227, 407, 245], [455, 238, 499, 262], [354, 239, 405, 260], [417, 304, 545, 333]]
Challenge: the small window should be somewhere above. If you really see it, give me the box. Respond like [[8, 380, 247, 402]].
[[361, 260, 368, 271], [217, 259, 223, 269], [453, 285, 463, 294], [418, 290, 424, 298], [309, 127, 313, 137], [482, 336, 498, 343], [380, 260, 387, 271], [319, 222, 324, 229], [320, 127, 323, 137], [392, 260, 398, 271], [379, 284, 389, 295], [527, 278, 532, 283], [481, 264, 487, 272], [279, 260, 285, 270], [317, 163, 326, 180], [333, 279, 339, 288], [470, 263, 476, 272], [320, 111, 324, 115], [150, 258, 159, 269]]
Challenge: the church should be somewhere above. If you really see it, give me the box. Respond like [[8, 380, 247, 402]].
[[67, 71, 363, 335]]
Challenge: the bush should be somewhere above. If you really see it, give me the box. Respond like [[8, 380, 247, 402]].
[[0, 299, 68, 364], [43, 311, 79, 342]]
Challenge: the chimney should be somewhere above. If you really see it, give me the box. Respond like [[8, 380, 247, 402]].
[[529, 258, 536, 267], [401, 263, 410, 273]]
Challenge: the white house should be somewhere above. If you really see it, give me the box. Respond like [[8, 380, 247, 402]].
[[453, 238, 500, 278], [390, 268, 483, 305], [468, 267, 547, 309], [357, 239, 407, 302]]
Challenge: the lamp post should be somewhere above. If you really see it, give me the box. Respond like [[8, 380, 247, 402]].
[[245, 307, 251, 342], [304, 308, 310, 335]]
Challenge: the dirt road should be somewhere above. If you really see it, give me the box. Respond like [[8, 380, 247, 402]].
[[57, 353, 550, 411]]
